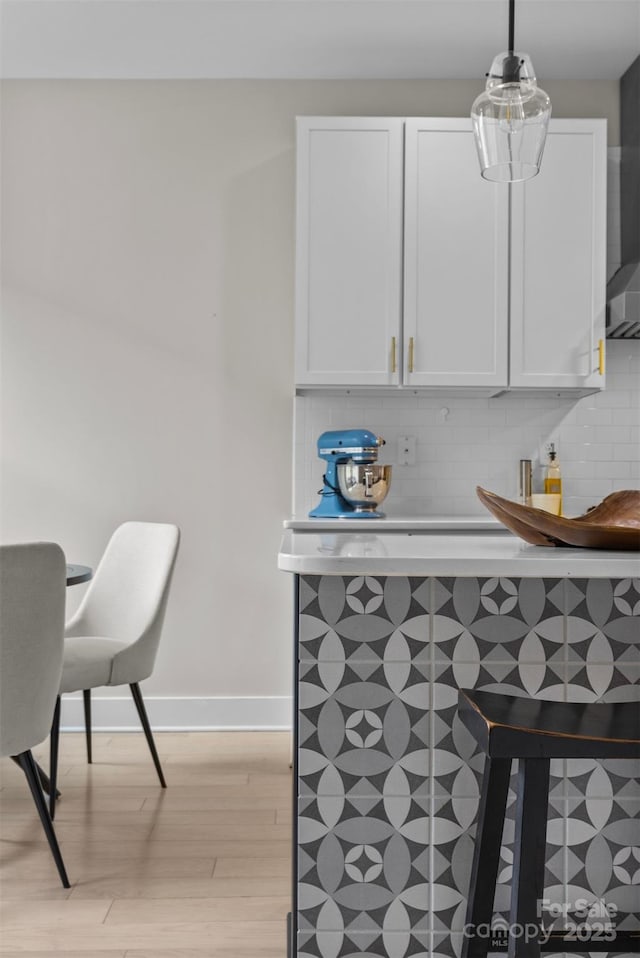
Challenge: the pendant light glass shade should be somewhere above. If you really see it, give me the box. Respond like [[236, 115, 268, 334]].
[[471, 52, 551, 182]]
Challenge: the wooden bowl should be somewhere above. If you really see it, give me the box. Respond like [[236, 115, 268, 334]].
[[477, 487, 640, 550]]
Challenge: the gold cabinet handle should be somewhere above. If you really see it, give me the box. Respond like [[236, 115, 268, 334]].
[[391, 336, 397, 373], [408, 337, 414, 374], [598, 338, 605, 376]]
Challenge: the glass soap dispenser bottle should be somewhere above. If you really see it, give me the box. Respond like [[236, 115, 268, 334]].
[[543, 443, 562, 513]]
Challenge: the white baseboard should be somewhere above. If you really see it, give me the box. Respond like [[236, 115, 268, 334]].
[[59, 694, 293, 731]]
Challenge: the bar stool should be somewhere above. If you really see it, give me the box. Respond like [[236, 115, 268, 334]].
[[457, 689, 640, 958]]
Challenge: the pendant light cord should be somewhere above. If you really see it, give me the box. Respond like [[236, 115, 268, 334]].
[[508, 0, 515, 54], [502, 0, 520, 81]]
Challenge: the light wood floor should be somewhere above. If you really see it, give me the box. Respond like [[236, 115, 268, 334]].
[[0, 731, 292, 957]]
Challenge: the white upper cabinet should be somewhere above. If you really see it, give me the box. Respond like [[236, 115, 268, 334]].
[[510, 119, 607, 389], [295, 116, 606, 393], [295, 117, 404, 386], [403, 119, 509, 387]]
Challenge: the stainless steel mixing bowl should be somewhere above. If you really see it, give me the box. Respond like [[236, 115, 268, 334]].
[[337, 463, 392, 514]]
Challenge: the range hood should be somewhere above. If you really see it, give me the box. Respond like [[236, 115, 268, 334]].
[[608, 263, 640, 338], [606, 55, 640, 339]]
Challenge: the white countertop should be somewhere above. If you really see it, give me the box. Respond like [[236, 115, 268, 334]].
[[284, 515, 503, 532], [278, 530, 640, 578]]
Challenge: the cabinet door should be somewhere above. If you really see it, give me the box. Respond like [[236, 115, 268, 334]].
[[295, 118, 403, 386], [510, 119, 607, 389], [403, 119, 509, 388]]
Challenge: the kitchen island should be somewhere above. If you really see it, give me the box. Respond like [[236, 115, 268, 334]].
[[279, 531, 639, 958]]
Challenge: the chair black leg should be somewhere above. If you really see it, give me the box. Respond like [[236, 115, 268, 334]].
[[508, 758, 551, 958], [10, 756, 61, 800], [462, 757, 512, 958], [83, 689, 92, 763], [49, 696, 62, 819], [13, 750, 70, 888], [129, 682, 166, 788]]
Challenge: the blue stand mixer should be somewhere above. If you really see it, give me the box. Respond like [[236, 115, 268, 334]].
[[309, 428, 392, 519]]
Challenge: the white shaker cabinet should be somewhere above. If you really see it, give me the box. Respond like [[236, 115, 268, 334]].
[[510, 120, 607, 389], [294, 117, 404, 386], [295, 116, 606, 393], [403, 119, 509, 387]]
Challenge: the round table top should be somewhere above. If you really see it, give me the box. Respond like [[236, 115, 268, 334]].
[[66, 564, 92, 586]]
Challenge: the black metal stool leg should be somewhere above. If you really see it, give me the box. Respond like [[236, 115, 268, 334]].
[[14, 750, 70, 888], [130, 682, 166, 787], [508, 758, 550, 958], [458, 689, 640, 958], [83, 689, 92, 763], [49, 696, 61, 819], [462, 757, 512, 958]]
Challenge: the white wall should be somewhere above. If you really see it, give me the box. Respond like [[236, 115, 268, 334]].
[[0, 79, 622, 728]]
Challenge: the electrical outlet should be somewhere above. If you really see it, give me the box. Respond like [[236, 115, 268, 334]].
[[398, 435, 416, 466]]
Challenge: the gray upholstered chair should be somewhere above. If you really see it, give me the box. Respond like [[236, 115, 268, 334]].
[[49, 522, 180, 817], [0, 542, 70, 887]]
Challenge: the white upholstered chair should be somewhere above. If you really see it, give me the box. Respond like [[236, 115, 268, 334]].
[[49, 522, 180, 817], [0, 542, 70, 886]]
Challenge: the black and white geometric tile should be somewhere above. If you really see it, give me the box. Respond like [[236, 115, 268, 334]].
[[299, 575, 431, 664], [295, 575, 640, 958], [298, 659, 431, 799], [433, 577, 567, 697], [566, 579, 640, 699], [564, 793, 640, 938], [298, 794, 430, 930], [297, 929, 430, 957]]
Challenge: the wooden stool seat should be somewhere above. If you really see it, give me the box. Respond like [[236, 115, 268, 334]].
[[457, 689, 640, 958], [458, 688, 640, 759]]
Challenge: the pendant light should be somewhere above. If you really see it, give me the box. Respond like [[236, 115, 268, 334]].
[[471, 0, 551, 182]]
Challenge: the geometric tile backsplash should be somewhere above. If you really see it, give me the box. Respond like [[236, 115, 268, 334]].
[[295, 575, 639, 958]]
